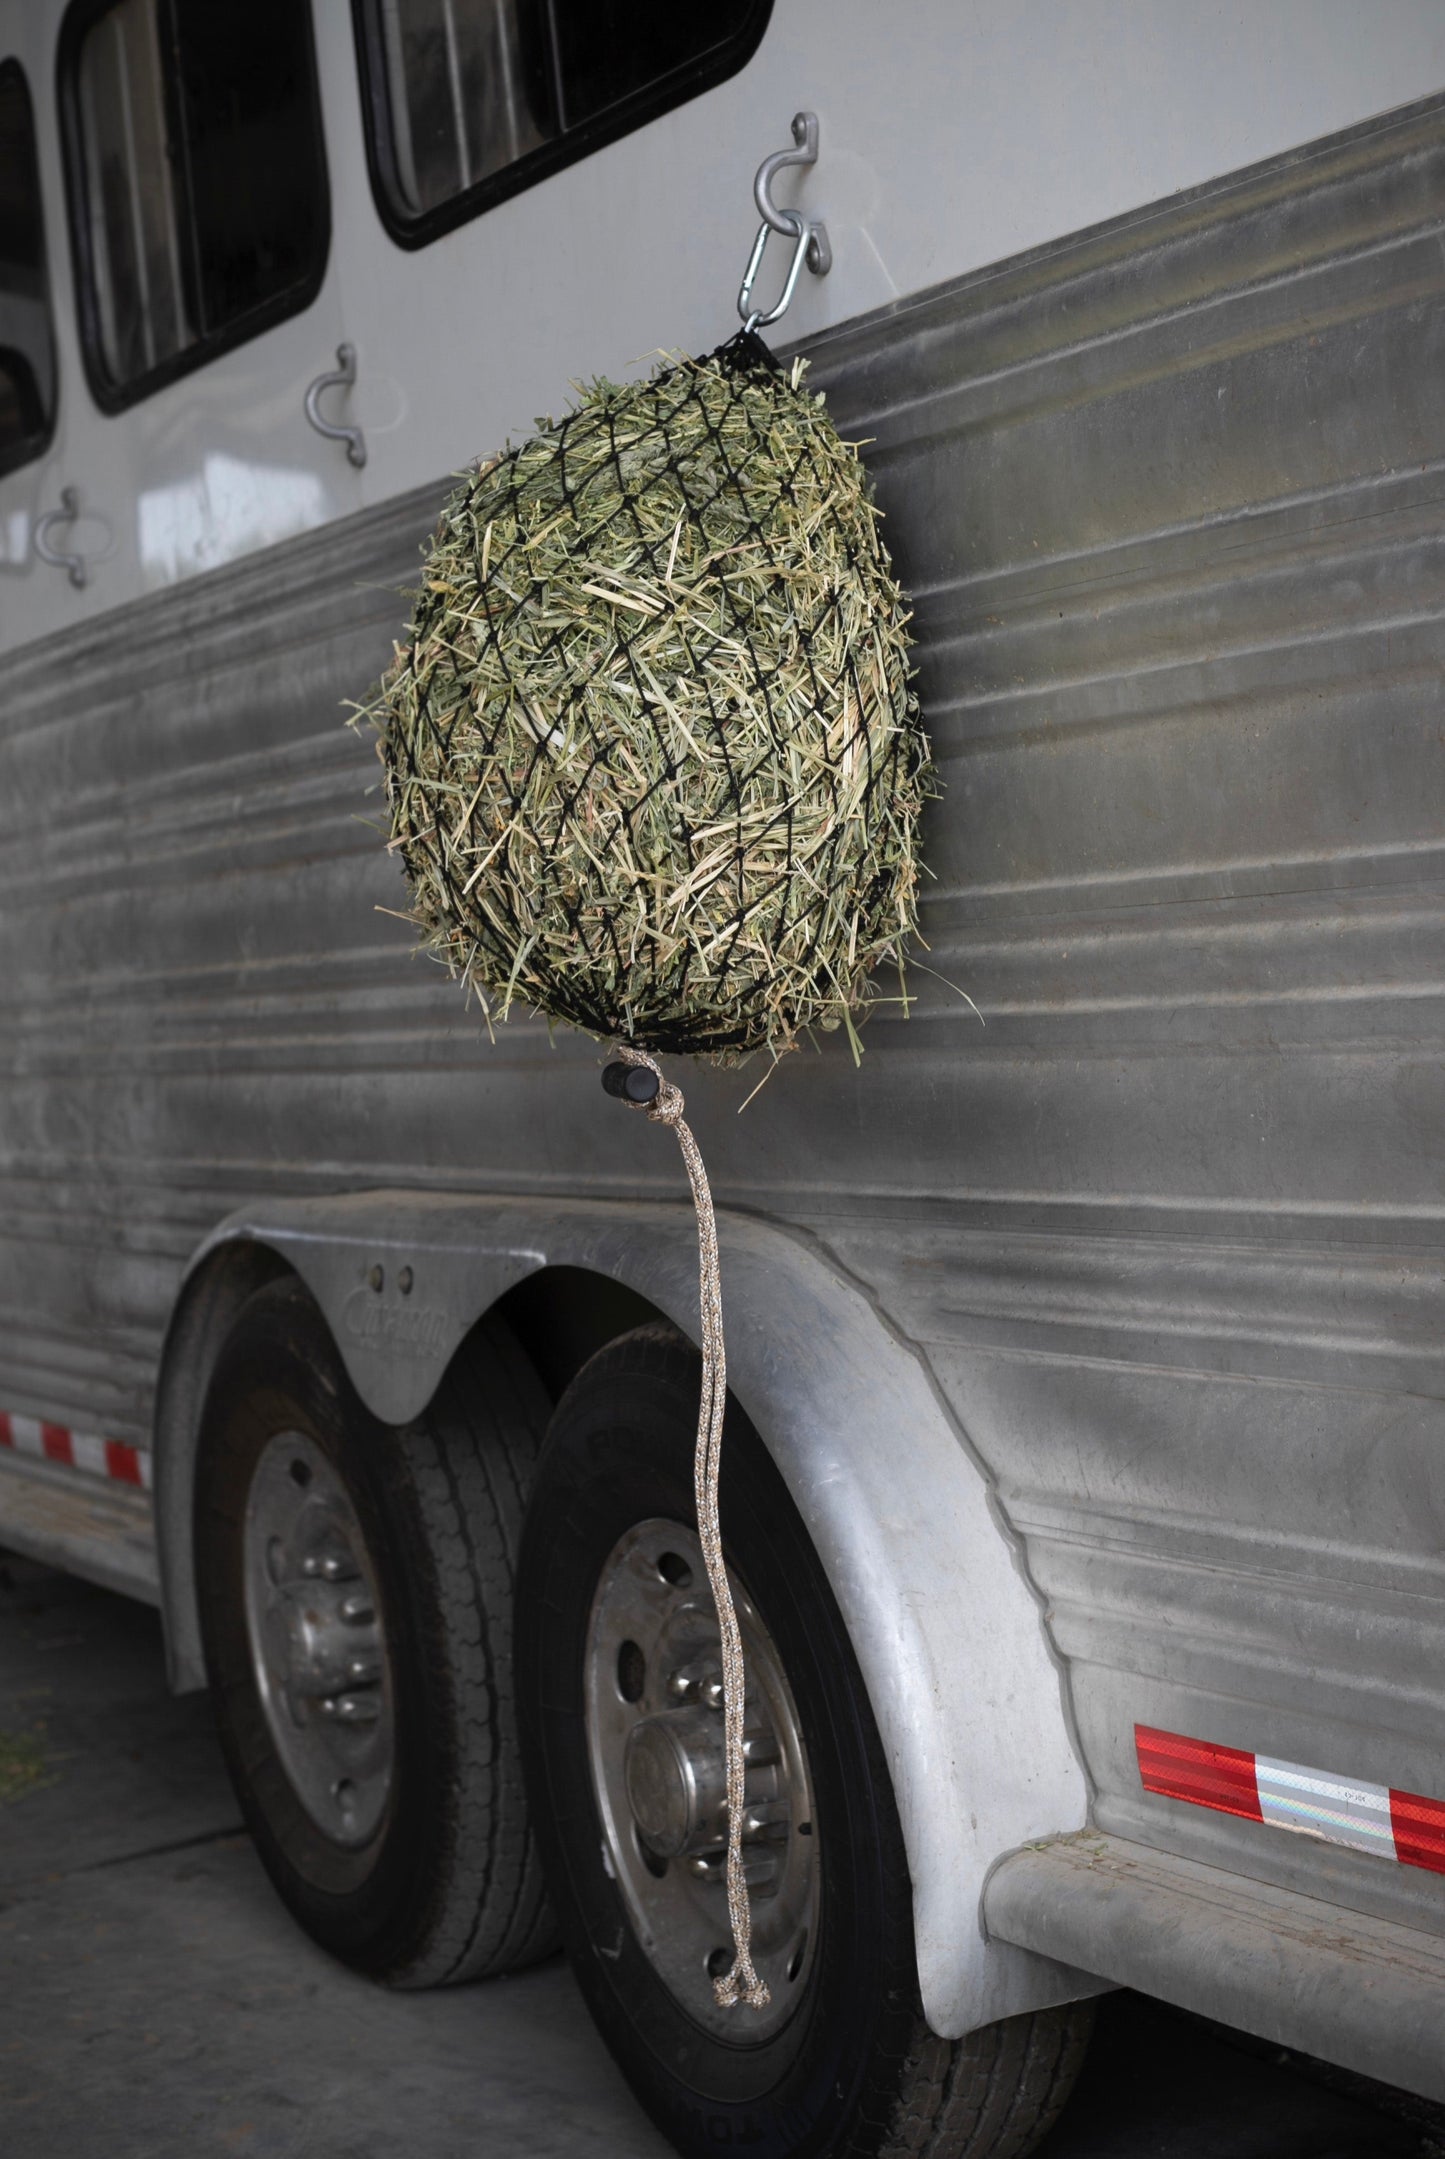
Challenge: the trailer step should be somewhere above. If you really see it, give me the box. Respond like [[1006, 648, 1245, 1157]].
[[0, 1452, 158, 1605], [984, 1831, 1445, 2104]]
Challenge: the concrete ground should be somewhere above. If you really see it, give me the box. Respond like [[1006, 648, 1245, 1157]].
[[0, 1550, 1440, 2159]]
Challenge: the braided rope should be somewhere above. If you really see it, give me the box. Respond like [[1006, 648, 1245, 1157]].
[[614, 1044, 768, 2010]]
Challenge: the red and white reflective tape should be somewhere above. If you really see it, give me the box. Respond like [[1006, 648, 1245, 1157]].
[[1137, 1723, 1445, 1877], [0, 1411, 150, 1491]]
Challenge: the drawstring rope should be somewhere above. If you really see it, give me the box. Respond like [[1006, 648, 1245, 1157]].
[[611, 1044, 769, 2011]]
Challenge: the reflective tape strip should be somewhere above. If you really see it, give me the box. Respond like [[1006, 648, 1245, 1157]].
[[1135, 1724, 1262, 1822], [0, 1411, 150, 1491], [69, 1431, 109, 1479], [1137, 1724, 1445, 1879], [1389, 1788, 1445, 1875], [42, 1423, 73, 1466], [1255, 1754, 1395, 1859], [105, 1440, 146, 1488], [5, 1414, 43, 1457]]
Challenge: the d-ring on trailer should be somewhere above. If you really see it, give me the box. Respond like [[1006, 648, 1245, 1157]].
[[3, 3, 1445, 2152]]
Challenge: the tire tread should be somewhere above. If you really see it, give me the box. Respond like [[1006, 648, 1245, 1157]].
[[880, 2003, 1096, 2159], [197, 1277, 555, 1992], [390, 1315, 556, 1986]]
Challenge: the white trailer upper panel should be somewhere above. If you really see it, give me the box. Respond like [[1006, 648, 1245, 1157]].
[[3, 0, 1445, 646]]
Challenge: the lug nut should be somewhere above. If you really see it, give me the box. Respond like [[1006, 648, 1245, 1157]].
[[320, 1693, 380, 1724], [742, 1798, 790, 1836], [667, 1661, 724, 1708], [689, 1849, 780, 1890], [302, 1553, 358, 1583]]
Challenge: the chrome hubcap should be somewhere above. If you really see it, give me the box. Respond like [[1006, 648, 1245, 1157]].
[[585, 1519, 818, 2040], [242, 1431, 394, 1848]]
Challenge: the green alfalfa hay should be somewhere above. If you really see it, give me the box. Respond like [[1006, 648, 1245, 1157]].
[[362, 347, 932, 1063]]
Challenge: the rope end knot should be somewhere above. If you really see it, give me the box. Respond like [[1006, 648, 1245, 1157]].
[[713, 1966, 772, 2011]]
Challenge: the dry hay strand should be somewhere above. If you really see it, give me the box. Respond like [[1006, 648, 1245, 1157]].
[[365, 335, 932, 1063]]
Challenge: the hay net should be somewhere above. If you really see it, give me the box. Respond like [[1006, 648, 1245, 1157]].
[[373, 326, 930, 1063]]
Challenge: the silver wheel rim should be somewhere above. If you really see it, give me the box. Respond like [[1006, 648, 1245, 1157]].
[[584, 1517, 819, 2042], [242, 1430, 394, 1849]]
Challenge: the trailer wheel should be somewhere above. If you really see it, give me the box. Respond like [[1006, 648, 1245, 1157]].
[[194, 1274, 554, 1986], [516, 1324, 1093, 2158]]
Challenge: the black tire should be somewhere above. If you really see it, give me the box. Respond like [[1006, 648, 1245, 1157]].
[[194, 1273, 555, 1986], [516, 1324, 1092, 2158]]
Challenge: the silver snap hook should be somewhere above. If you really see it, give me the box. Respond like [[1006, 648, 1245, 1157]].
[[737, 212, 814, 331]]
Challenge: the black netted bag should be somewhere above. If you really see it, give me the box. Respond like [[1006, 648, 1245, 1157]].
[[374, 329, 929, 1062]]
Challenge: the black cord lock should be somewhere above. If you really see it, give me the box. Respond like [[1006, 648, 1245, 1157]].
[[602, 1061, 660, 1105]]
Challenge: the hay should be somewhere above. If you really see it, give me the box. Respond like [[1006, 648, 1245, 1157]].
[[366, 332, 931, 1062]]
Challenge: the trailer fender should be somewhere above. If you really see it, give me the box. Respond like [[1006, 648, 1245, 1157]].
[[156, 1190, 1094, 2036]]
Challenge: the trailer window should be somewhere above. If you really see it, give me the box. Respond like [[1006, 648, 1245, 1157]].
[[354, 0, 772, 246], [59, 0, 328, 411], [0, 61, 57, 479]]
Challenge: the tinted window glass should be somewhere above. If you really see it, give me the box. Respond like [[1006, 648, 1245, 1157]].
[[377, 0, 552, 216], [74, 0, 185, 383], [548, 1, 755, 130], [170, 0, 325, 330], [357, 0, 770, 245], [62, 0, 327, 406], [0, 61, 57, 478]]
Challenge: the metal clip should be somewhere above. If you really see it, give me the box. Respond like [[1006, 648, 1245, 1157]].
[[737, 215, 815, 331], [304, 343, 367, 469], [33, 486, 87, 589], [737, 112, 831, 332]]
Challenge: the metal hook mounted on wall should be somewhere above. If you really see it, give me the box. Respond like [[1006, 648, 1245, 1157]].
[[304, 344, 367, 469], [33, 486, 88, 589], [737, 111, 831, 332], [754, 112, 831, 275]]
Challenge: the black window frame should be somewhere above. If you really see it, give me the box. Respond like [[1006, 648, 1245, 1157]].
[[0, 56, 59, 482], [351, 0, 773, 251], [55, 0, 332, 416]]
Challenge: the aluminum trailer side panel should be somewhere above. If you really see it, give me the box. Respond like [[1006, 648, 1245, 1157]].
[[2, 89, 1444, 2058], [797, 92, 1445, 1956]]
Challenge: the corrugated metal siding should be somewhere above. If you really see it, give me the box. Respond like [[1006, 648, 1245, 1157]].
[[796, 92, 1445, 1937], [2, 95, 1443, 1934]]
